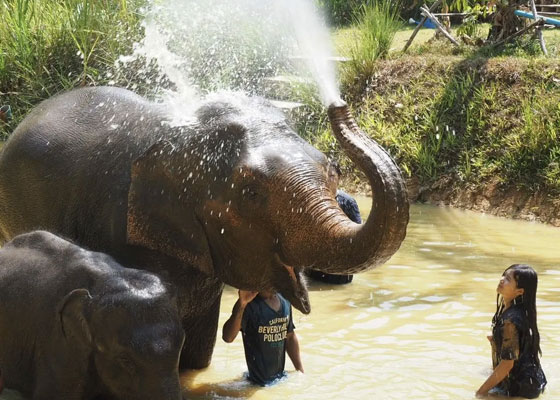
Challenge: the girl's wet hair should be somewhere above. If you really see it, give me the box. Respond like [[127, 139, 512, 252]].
[[493, 264, 542, 359]]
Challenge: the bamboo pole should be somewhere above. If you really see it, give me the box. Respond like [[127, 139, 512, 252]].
[[530, 0, 548, 55], [403, 0, 443, 52], [492, 19, 544, 48], [420, 6, 460, 46]]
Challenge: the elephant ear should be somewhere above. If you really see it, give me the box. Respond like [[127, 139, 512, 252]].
[[127, 140, 214, 276], [58, 288, 92, 347]]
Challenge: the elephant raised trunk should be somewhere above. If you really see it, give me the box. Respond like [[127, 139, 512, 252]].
[[294, 100, 409, 274]]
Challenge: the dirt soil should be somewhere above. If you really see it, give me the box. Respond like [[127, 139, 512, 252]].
[[342, 176, 560, 227]]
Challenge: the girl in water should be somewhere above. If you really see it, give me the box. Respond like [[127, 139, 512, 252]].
[[476, 264, 547, 398]]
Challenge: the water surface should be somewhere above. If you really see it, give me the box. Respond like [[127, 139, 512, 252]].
[[182, 199, 560, 400]]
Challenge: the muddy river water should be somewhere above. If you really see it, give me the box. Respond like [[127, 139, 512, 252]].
[[0, 199, 557, 400], [182, 198, 560, 400]]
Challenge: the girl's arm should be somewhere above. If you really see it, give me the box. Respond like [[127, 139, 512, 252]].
[[475, 359, 514, 397]]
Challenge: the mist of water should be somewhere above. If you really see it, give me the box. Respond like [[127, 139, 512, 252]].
[[280, 0, 341, 105], [117, 0, 341, 111]]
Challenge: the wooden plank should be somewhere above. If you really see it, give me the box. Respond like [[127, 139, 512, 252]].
[[492, 19, 544, 48], [432, 12, 469, 16], [403, 0, 443, 52], [263, 75, 313, 84], [267, 99, 305, 110], [420, 6, 460, 46], [288, 55, 350, 63]]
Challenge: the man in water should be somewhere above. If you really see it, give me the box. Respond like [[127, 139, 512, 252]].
[[307, 161, 362, 284], [222, 290, 304, 386]]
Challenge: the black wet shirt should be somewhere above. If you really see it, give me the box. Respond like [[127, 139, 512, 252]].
[[492, 304, 547, 398], [241, 294, 294, 386], [336, 190, 362, 224]]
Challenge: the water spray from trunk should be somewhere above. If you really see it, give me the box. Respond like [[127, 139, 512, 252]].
[[117, 0, 342, 109]]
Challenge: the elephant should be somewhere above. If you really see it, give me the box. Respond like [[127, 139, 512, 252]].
[[0, 86, 409, 369], [0, 230, 185, 400]]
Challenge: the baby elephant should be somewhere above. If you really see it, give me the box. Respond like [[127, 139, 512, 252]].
[[0, 231, 185, 400]]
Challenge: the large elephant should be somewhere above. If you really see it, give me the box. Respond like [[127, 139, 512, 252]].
[[0, 86, 409, 369], [0, 230, 184, 400]]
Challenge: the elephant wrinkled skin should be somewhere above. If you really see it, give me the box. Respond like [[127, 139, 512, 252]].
[[0, 230, 184, 400], [0, 86, 409, 369]]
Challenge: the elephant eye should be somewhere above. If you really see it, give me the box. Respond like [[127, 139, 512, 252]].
[[118, 355, 136, 372], [241, 185, 258, 199]]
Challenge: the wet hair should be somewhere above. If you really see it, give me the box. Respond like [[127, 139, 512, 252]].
[[493, 264, 542, 359]]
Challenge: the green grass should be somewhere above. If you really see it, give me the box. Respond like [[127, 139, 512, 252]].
[[0, 0, 145, 138], [306, 50, 560, 195], [311, 20, 560, 195], [335, 22, 560, 56], [1, 1, 559, 197]]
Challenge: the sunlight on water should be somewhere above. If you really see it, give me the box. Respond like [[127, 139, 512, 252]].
[[182, 201, 560, 399]]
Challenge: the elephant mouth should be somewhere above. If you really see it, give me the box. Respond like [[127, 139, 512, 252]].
[[273, 254, 310, 314]]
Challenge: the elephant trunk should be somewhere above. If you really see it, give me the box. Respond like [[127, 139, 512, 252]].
[[298, 100, 409, 274]]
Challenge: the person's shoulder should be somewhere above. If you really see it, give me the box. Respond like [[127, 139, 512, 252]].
[[277, 293, 292, 309], [502, 306, 526, 327], [336, 189, 352, 200], [336, 190, 359, 205]]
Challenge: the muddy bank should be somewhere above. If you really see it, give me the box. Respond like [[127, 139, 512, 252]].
[[415, 177, 560, 227], [342, 176, 560, 227]]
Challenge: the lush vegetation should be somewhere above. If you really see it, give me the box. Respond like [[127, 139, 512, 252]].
[[0, 0, 145, 137], [301, 13, 560, 196], [1, 0, 559, 197], [333, 56, 560, 196]]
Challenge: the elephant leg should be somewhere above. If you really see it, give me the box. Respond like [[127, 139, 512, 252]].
[[179, 289, 223, 370]]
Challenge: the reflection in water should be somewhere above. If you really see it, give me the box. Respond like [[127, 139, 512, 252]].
[[182, 201, 560, 399]]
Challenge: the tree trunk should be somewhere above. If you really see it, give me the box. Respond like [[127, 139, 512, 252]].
[[487, 1, 526, 42]]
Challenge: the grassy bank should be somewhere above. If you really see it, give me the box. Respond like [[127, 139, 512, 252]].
[[303, 26, 560, 198], [0, 0, 146, 138], [1, 1, 559, 201]]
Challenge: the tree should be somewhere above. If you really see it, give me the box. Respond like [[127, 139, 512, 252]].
[[486, 0, 525, 42]]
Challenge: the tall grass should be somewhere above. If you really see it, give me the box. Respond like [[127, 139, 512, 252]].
[[345, 0, 402, 81], [0, 0, 145, 138], [330, 57, 560, 195]]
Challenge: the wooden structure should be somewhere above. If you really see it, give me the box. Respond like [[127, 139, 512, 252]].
[[404, 0, 559, 54], [403, 0, 468, 51], [512, 3, 560, 54]]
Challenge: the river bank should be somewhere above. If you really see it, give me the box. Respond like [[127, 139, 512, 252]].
[[316, 53, 560, 229], [342, 175, 560, 227]]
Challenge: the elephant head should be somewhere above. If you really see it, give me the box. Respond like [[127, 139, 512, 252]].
[[127, 92, 409, 314], [59, 284, 185, 400]]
